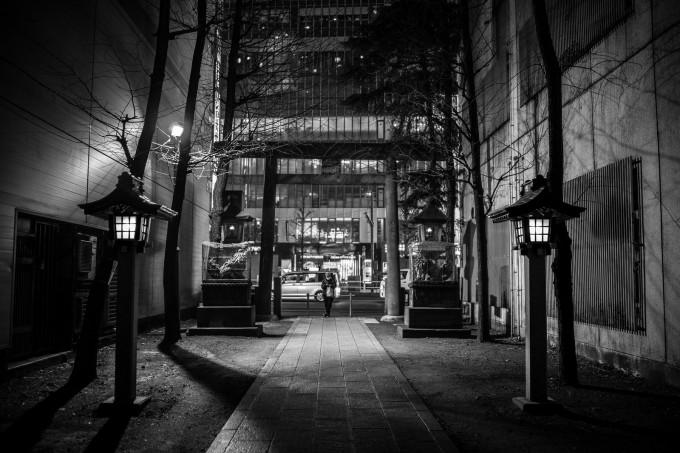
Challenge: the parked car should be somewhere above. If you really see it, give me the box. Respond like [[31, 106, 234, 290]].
[[280, 271, 341, 302], [379, 269, 411, 298]]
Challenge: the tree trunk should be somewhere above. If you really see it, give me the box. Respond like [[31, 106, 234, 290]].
[[460, 0, 490, 342], [68, 245, 116, 387], [256, 154, 278, 318], [130, 0, 171, 178], [69, 0, 171, 385], [532, 0, 579, 385], [209, 0, 244, 243], [162, 0, 207, 345]]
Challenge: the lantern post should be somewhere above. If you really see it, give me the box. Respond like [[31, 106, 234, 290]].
[[79, 172, 176, 415], [490, 175, 584, 413]]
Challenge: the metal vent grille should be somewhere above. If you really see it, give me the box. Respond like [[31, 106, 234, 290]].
[[549, 157, 645, 333]]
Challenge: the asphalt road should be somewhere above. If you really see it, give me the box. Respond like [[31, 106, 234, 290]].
[[279, 293, 385, 318]]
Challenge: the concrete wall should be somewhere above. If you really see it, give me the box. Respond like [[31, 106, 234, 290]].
[[0, 0, 210, 352], [463, 0, 680, 385]]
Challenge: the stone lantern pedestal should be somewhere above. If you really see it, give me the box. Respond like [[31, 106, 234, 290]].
[[187, 241, 262, 337], [397, 241, 470, 338], [396, 199, 470, 338]]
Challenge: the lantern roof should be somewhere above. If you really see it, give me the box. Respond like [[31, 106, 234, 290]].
[[489, 175, 585, 223], [410, 198, 447, 225], [79, 172, 177, 220]]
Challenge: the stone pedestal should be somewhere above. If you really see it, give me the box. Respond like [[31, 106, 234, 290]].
[[187, 280, 262, 337], [398, 281, 470, 338]]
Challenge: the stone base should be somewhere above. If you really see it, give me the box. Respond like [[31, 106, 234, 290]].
[[201, 280, 251, 306], [98, 396, 150, 416], [187, 326, 263, 337], [196, 305, 256, 328], [397, 326, 471, 338], [512, 396, 561, 414], [405, 306, 463, 329], [380, 315, 404, 323]]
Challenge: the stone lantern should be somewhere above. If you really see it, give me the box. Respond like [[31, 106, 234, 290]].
[[397, 199, 470, 339], [490, 175, 585, 413], [188, 191, 261, 337], [79, 172, 176, 414]]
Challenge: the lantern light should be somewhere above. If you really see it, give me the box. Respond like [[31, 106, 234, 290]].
[[490, 175, 585, 255], [511, 217, 552, 248]]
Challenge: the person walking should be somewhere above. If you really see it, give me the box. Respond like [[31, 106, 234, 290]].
[[321, 272, 337, 317]]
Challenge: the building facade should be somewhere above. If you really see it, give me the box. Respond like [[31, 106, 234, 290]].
[[0, 1, 210, 371], [461, 0, 680, 385], [220, 0, 394, 282]]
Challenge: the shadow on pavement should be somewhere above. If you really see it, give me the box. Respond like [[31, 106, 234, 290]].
[[557, 405, 673, 439], [83, 414, 131, 453], [157, 342, 254, 407], [0, 379, 85, 452]]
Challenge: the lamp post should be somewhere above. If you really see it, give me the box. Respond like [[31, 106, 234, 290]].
[[490, 175, 584, 414], [79, 172, 176, 414]]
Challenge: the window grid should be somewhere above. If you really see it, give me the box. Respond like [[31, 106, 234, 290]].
[[528, 218, 550, 242]]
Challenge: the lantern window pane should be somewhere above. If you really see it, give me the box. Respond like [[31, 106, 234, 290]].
[[514, 219, 524, 244], [140, 217, 152, 242], [115, 215, 137, 240], [529, 218, 550, 242]]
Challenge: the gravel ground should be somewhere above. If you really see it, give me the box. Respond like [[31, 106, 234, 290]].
[[1, 318, 679, 453]]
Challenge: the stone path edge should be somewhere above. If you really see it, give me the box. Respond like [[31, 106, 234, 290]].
[[207, 318, 301, 453]]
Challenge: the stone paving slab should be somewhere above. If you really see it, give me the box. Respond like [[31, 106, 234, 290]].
[[207, 317, 459, 453]]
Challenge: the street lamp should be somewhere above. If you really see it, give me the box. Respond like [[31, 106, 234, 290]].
[[170, 122, 184, 139], [79, 172, 176, 414], [490, 175, 585, 413]]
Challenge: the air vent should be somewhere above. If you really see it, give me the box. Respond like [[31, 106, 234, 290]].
[[78, 240, 94, 273]]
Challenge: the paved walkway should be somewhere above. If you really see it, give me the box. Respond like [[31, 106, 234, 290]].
[[207, 317, 458, 453]]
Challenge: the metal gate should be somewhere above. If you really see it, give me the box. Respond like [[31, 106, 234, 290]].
[[11, 220, 60, 359]]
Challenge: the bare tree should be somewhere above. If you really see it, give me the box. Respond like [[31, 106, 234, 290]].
[[285, 203, 315, 271], [531, 0, 578, 385], [161, 0, 209, 346], [69, 0, 173, 387]]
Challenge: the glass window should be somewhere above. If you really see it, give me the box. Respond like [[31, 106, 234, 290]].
[[311, 184, 320, 208], [308, 219, 319, 242], [321, 185, 329, 207], [377, 218, 385, 243], [319, 219, 328, 243], [327, 218, 336, 243], [352, 218, 360, 243], [255, 158, 265, 175], [328, 185, 336, 208], [361, 186, 372, 208], [352, 186, 361, 208], [377, 187, 385, 208], [335, 185, 344, 208]]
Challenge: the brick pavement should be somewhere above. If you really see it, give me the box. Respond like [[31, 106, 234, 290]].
[[207, 317, 458, 453]]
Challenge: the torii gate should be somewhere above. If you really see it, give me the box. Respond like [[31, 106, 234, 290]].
[[212, 140, 405, 322]]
